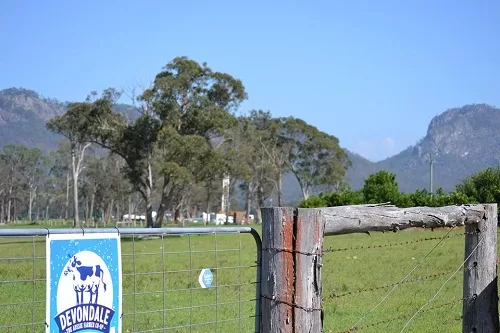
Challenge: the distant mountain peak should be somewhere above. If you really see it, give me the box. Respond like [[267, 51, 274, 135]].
[[346, 103, 500, 192], [423, 103, 500, 157]]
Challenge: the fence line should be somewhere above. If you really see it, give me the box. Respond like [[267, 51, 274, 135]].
[[399, 234, 484, 332], [322, 231, 464, 253], [335, 297, 466, 333], [0, 226, 262, 332], [324, 270, 454, 300], [260, 204, 499, 333], [348, 224, 459, 331]]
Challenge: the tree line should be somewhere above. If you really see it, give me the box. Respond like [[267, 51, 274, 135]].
[[299, 168, 500, 209], [0, 56, 349, 226]]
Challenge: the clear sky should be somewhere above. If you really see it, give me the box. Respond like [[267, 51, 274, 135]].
[[1, 0, 499, 161]]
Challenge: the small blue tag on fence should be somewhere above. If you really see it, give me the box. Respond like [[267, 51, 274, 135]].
[[46, 233, 122, 333], [198, 268, 214, 288]]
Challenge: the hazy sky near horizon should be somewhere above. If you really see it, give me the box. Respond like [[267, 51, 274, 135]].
[[1, 0, 499, 161]]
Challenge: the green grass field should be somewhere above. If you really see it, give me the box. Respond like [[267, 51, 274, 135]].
[[0, 222, 491, 332]]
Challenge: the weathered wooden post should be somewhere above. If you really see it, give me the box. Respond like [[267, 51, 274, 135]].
[[261, 207, 295, 333], [462, 203, 499, 333], [294, 208, 325, 333], [260, 207, 325, 333]]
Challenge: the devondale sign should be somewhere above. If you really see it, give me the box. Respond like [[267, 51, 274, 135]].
[[46, 233, 122, 333]]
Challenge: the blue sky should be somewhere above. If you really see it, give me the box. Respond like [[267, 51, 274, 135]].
[[1, 0, 499, 161]]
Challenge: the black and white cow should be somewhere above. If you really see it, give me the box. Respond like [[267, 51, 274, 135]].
[[63, 255, 107, 305]]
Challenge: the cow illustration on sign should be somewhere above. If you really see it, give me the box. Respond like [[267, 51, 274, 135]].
[[53, 250, 116, 333], [63, 254, 108, 305]]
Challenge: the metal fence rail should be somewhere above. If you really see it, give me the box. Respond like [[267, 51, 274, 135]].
[[0, 227, 262, 333]]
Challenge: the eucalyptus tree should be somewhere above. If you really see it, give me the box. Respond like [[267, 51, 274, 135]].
[[49, 141, 72, 220], [19, 147, 49, 220], [279, 117, 351, 200], [50, 57, 247, 227], [144, 56, 247, 226], [46, 96, 102, 227]]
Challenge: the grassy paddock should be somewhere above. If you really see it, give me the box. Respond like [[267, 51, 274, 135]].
[[0, 223, 495, 332]]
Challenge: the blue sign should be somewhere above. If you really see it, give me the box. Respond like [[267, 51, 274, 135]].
[[46, 233, 122, 333], [198, 268, 213, 288]]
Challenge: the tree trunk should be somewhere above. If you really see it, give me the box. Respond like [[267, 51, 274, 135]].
[[128, 195, 133, 224], [245, 181, 253, 223], [301, 186, 309, 200], [106, 199, 114, 225], [28, 187, 34, 221], [116, 201, 120, 225], [1, 199, 4, 224], [65, 170, 70, 221], [89, 192, 95, 225], [72, 147, 79, 228], [36, 206, 40, 221], [13, 200, 17, 222], [45, 204, 50, 220], [277, 170, 283, 207], [156, 176, 172, 228], [256, 187, 264, 224], [174, 208, 180, 224], [7, 185, 12, 222], [83, 195, 88, 224]]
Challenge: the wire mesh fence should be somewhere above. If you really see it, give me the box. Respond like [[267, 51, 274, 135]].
[[321, 226, 470, 333], [0, 227, 262, 333]]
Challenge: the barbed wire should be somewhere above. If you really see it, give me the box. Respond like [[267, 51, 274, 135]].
[[261, 294, 322, 313], [399, 234, 484, 332], [324, 271, 454, 300], [334, 296, 465, 333], [347, 225, 458, 330], [323, 232, 465, 254]]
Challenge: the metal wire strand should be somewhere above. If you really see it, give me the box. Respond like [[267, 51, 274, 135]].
[[323, 232, 464, 253], [349, 225, 457, 330], [399, 235, 484, 333]]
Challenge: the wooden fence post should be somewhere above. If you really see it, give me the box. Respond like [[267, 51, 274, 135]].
[[261, 207, 325, 333], [295, 208, 325, 333], [462, 203, 499, 333], [261, 207, 295, 333]]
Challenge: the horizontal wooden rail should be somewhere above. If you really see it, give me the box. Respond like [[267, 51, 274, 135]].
[[322, 204, 486, 235]]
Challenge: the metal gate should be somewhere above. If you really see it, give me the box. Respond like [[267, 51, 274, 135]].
[[0, 227, 262, 332]]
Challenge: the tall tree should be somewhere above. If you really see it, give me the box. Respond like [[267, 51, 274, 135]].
[[259, 117, 289, 206], [46, 97, 100, 227], [280, 117, 350, 200], [60, 88, 159, 227], [18, 147, 49, 221], [0, 145, 27, 222], [145, 56, 247, 226], [49, 141, 72, 220], [231, 111, 276, 222]]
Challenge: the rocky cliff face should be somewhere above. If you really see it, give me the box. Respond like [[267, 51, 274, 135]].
[[424, 104, 500, 158], [0, 88, 65, 123], [347, 104, 500, 192], [0, 88, 66, 151]]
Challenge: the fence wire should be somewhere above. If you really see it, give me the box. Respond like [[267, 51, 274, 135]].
[[322, 227, 470, 333], [0, 227, 262, 333]]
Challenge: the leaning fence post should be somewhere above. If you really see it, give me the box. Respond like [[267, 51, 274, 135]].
[[462, 203, 499, 333], [261, 207, 295, 333], [294, 208, 324, 333]]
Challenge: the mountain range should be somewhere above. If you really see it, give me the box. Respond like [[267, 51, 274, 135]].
[[1, 87, 499, 204]]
